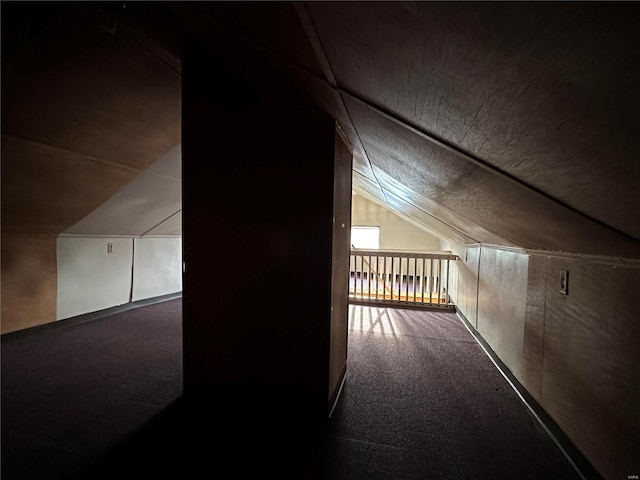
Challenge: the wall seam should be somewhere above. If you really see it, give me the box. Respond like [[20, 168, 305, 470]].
[[129, 238, 136, 303], [538, 256, 550, 402], [475, 246, 482, 329]]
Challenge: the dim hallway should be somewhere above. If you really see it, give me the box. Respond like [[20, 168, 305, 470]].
[[1, 298, 585, 480]]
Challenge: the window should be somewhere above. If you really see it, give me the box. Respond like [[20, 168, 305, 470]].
[[350, 226, 380, 249]]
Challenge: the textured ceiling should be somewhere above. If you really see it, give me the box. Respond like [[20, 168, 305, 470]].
[[3, 2, 640, 258], [167, 1, 640, 258], [63, 144, 181, 237], [1, 2, 181, 236]]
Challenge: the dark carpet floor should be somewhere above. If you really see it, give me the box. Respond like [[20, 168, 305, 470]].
[[1, 298, 582, 479]]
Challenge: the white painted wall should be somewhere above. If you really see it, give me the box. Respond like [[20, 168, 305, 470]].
[[351, 192, 442, 251], [56, 236, 133, 320], [57, 235, 183, 320], [476, 248, 528, 381], [132, 237, 182, 301], [446, 243, 480, 329]]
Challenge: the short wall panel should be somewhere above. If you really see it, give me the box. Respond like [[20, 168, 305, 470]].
[[132, 237, 182, 302], [454, 245, 481, 328], [476, 248, 528, 380], [521, 255, 548, 401], [56, 236, 133, 320]]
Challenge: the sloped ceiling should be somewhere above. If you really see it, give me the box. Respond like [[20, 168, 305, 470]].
[[3, 2, 640, 258], [1, 2, 182, 236], [63, 144, 181, 237], [168, 1, 640, 258]]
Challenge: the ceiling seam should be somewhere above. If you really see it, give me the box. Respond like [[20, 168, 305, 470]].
[[169, 3, 385, 201], [294, 2, 388, 207], [118, 26, 182, 78], [292, 3, 337, 88], [340, 89, 640, 247], [478, 244, 640, 267], [355, 187, 448, 242], [84, 2, 182, 78], [336, 92, 390, 206], [381, 189, 480, 244], [140, 209, 182, 237], [1, 133, 143, 175]]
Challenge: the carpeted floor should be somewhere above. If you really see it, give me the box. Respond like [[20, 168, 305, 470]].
[[1, 298, 183, 480], [326, 305, 582, 479], [1, 298, 582, 480]]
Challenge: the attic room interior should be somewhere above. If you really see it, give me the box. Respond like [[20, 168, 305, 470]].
[[1, 2, 639, 480]]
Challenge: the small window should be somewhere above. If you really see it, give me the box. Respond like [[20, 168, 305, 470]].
[[351, 226, 380, 249]]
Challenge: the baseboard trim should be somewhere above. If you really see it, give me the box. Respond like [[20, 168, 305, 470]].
[[328, 362, 347, 418], [2, 292, 182, 341], [455, 310, 604, 480], [349, 299, 456, 312]]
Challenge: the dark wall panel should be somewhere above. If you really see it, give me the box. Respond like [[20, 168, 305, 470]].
[[541, 258, 640, 480], [329, 134, 352, 404], [521, 255, 548, 401], [1, 234, 57, 333], [182, 40, 339, 418]]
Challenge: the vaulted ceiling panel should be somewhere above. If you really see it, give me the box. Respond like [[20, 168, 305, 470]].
[[2, 3, 181, 172], [371, 164, 507, 247], [177, 1, 325, 79], [1, 3, 182, 237], [351, 152, 377, 184], [63, 145, 181, 237], [1, 135, 138, 235], [308, 1, 640, 243], [167, 2, 375, 178], [382, 190, 476, 247], [144, 211, 182, 237], [5, 1, 638, 258], [347, 93, 640, 257], [352, 171, 386, 205]]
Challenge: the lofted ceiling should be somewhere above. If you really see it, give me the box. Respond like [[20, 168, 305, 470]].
[[167, 1, 640, 258], [1, 2, 182, 237], [2, 2, 640, 258]]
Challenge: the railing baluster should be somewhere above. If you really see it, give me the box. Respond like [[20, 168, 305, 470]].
[[352, 253, 355, 298], [375, 255, 380, 300], [421, 257, 426, 304], [384, 255, 388, 301], [404, 257, 409, 303], [354, 254, 358, 299], [437, 258, 442, 305], [398, 256, 402, 302], [391, 256, 395, 302], [360, 254, 364, 300], [445, 258, 450, 305], [384, 256, 387, 301], [399, 256, 404, 303], [348, 250, 456, 309], [429, 258, 434, 304], [408, 257, 411, 303], [365, 254, 368, 299], [412, 258, 418, 303]]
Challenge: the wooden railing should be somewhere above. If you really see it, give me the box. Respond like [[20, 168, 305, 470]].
[[349, 249, 457, 309]]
